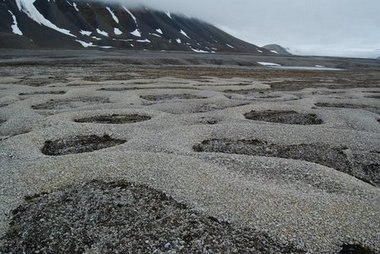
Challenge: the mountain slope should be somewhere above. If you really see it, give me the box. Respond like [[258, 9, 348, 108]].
[[263, 44, 292, 55], [0, 0, 272, 54]]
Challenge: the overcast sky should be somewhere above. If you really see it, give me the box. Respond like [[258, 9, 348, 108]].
[[115, 0, 380, 58]]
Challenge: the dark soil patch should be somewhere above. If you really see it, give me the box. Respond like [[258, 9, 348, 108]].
[[141, 94, 206, 101], [244, 110, 323, 125], [0, 180, 304, 254], [0, 119, 6, 125], [19, 91, 66, 96], [193, 139, 379, 186], [339, 244, 376, 254], [74, 114, 151, 124], [0, 103, 9, 108], [32, 97, 110, 110], [41, 135, 126, 156]]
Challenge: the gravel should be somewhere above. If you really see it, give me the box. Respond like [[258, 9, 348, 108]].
[[1, 54, 379, 253]]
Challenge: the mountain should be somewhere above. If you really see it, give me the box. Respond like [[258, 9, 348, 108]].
[[0, 0, 273, 54], [262, 44, 292, 55]]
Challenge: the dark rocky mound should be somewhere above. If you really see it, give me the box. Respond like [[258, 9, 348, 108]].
[[41, 135, 126, 155], [0, 180, 304, 254], [194, 139, 380, 186], [244, 110, 323, 125], [74, 114, 151, 124]]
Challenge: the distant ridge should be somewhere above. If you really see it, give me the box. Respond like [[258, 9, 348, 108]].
[[263, 44, 292, 55], [0, 0, 275, 54]]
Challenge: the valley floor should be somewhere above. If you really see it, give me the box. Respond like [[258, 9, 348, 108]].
[[0, 50, 380, 253]]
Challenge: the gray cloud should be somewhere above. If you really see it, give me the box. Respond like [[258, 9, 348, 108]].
[[90, 0, 380, 58]]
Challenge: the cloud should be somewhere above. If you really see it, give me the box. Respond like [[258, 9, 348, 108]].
[[81, 0, 380, 58]]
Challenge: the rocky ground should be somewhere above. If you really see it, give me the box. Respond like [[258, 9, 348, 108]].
[[0, 50, 379, 253]]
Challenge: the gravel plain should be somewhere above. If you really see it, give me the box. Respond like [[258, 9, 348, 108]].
[[0, 50, 379, 253]]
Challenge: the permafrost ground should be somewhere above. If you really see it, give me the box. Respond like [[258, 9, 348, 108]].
[[0, 51, 379, 253]]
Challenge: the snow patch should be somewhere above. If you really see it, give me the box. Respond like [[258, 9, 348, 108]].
[[149, 33, 161, 37], [114, 28, 122, 35], [258, 62, 282, 67], [72, 2, 79, 12], [176, 38, 181, 43], [270, 50, 279, 54], [166, 12, 172, 19], [123, 6, 137, 24], [75, 40, 94, 48], [257, 49, 263, 53], [80, 30, 92, 36], [8, 11, 23, 35], [106, 7, 119, 23], [156, 28, 163, 34], [131, 29, 141, 37], [180, 29, 190, 39], [226, 44, 234, 48], [15, 0, 75, 37], [136, 39, 151, 43], [96, 29, 108, 37], [190, 47, 209, 53]]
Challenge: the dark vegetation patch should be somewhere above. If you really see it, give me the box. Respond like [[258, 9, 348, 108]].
[[74, 114, 151, 124], [365, 95, 380, 99], [192, 103, 235, 113], [224, 88, 270, 94], [244, 110, 323, 125], [41, 135, 126, 156], [141, 94, 206, 101], [315, 102, 376, 109], [99, 86, 198, 91], [19, 91, 66, 96], [0, 119, 6, 125], [83, 74, 135, 82], [198, 117, 219, 125], [338, 244, 376, 254], [31, 97, 110, 110], [0, 103, 9, 108], [0, 180, 304, 254], [19, 77, 67, 87], [315, 103, 380, 114], [193, 139, 379, 186]]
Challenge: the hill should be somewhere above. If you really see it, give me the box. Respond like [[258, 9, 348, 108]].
[[0, 0, 273, 54]]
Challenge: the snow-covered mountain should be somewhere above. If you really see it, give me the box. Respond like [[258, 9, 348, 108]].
[[0, 0, 273, 54]]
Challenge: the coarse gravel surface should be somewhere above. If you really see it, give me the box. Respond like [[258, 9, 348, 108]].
[[0, 51, 380, 253]]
